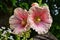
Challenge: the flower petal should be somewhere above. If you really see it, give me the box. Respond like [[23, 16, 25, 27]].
[[12, 24, 24, 34], [14, 8, 28, 20], [28, 17, 51, 34], [40, 6, 53, 24], [9, 15, 22, 30], [31, 3, 39, 7], [9, 15, 20, 25]]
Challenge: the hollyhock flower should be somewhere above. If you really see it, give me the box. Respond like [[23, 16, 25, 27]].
[[9, 8, 29, 34], [28, 3, 53, 34]]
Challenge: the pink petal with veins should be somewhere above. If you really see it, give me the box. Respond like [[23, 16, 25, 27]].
[[14, 8, 28, 20]]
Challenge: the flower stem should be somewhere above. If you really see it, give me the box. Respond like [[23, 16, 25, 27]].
[[38, 0, 42, 6]]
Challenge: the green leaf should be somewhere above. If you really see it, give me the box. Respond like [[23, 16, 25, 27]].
[[15, 35, 20, 40], [19, 2, 29, 10], [25, 32, 30, 38], [56, 26, 60, 29], [0, 2, 8, 13], [11, 0, 17, 6], [29, 38, 33, 40]]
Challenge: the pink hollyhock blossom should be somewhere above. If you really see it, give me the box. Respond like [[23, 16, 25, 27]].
[[9, 8, 29, 34], [28, 3, 53, 34]]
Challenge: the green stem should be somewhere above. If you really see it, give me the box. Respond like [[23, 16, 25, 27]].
[[38, 0, 42, 6]]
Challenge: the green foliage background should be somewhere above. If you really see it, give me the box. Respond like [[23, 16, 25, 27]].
[[0, 0, 60, 40]]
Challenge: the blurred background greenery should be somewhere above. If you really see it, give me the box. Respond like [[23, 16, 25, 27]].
[[0, 0, 60, 40]]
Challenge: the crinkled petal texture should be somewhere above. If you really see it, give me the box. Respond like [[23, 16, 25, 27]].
[[9, 8, 29, 34], [28, 4, 53, 34]]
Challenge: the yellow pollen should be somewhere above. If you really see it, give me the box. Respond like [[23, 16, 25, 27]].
[[21, 20, 26, 26], [35, 17, 41, 23], [37, 18, 41, 21]]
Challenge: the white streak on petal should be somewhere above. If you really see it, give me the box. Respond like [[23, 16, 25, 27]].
[[9, 15, 20, 25]]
